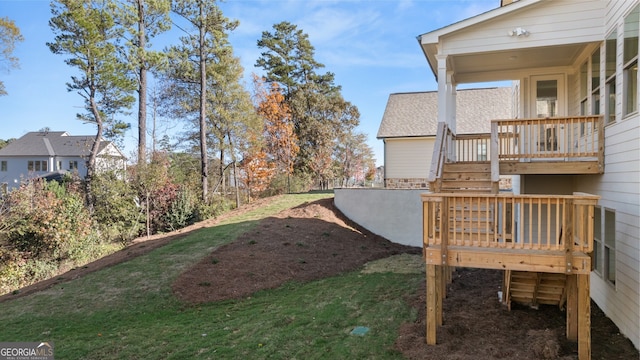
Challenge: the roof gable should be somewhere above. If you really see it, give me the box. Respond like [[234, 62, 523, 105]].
[[0, 131, 123, 158], [377, 87, 513, 139]]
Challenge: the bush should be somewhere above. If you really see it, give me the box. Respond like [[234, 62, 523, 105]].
[[164, 187, 197, 231], [0, 180, 92, 261], [92, 173, 144, 244]]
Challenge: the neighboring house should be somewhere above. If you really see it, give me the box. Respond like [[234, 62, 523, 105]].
[[377, 87, 514, 189], [418, 0, 638, 352], [0, 131, 126, 191]]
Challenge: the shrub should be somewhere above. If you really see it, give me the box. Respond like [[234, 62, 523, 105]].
[[164, 187, 197, 231], [92, 173, 144, 244], [0, 180, 92, 261]]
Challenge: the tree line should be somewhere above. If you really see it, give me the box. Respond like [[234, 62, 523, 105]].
[[0, 0, 375, 294], [3, 0, 375, 203]]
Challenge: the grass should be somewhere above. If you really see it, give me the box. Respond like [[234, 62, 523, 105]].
[[0, 192, 423, 359]]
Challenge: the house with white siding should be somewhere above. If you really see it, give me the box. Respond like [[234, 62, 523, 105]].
[[377, 87, 514, 189], [415, 0, 639, 354], [0, 131, 126, 192]]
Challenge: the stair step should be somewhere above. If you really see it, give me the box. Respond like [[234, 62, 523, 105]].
[[507, 271, 567, 308], [443, 162, 491, 172], [442, 173, 492, 181]]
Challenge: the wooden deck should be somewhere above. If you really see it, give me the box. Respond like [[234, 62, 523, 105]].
[[422, 192, 599, 360]]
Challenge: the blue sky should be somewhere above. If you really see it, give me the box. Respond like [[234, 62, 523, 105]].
[[1, 0, 499, 165]]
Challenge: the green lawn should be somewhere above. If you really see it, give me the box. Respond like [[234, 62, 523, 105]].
[[0, 192, 422, 359]]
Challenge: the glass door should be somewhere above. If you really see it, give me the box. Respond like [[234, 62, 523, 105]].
[[530, 75, 565, 156]]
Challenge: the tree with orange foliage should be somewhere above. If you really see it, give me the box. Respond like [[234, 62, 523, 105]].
[[242, 141, 276, 199], [252, 75, 299, 194]]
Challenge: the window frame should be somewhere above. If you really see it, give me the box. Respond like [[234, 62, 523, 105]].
[[591, 49, 601, 115], [593, 206, 617, 288], [477, 142, 487, 161], [605, 30, 617, 124], [623, 5, 639, 117], [0, 161, 6, 172]]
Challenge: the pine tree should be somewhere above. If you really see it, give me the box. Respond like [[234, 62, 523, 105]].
[[112, 0, 171, 164], [165, 0, 238, 202], [48, 0, 136, 208]]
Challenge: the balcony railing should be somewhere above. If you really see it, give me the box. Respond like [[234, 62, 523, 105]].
[[491, 116, 604, 162], [422, 192, 599, 255]]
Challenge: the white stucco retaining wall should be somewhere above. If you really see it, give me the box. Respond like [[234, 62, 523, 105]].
[[334, 188, 425, 248]]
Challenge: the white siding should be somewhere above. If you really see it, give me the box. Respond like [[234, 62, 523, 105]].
[[579, 114, 640, 349], [558, 2, 640, 348], [442, 0, 605, 55], [384, 138, 434, 179]]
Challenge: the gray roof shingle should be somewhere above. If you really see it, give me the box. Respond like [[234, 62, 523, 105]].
[[377, 87, 513, 138], [0, 131, 116, 157]]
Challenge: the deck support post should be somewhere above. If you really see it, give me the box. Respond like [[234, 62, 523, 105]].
[[426, 264, 439, 344], [578, 274, 591, 360], [566, 273, 591, 360], [566, 275, 578, 341], [436, 265, 444, 326]]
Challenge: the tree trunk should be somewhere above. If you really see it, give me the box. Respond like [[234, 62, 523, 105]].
[[137, 0, 147, 164], [86, 96, 103, 212], [233, 160, 240, 208], [219, 147, 225, 193], [198, 2, 208, 202]]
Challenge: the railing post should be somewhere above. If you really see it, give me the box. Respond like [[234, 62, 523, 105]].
[[428, 122, 448, 192], [441, 197, 449, 265], [564, 198, 574, 273], [597, 116, 604, 173], [490, 122, 500, 194]]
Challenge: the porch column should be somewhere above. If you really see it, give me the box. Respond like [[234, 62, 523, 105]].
[[436, 54, 456, 131], [447, 73, 457, 134]]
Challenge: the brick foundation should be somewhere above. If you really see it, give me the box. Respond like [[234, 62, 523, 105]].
[[385, 178, 429, 189]]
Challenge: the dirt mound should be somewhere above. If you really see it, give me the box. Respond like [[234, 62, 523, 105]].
[[171, 198, 420, 303]]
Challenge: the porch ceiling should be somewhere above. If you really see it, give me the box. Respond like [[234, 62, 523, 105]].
[[448, 43, 594, 83]]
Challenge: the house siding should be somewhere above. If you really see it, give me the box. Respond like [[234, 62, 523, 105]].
[[441, 0, 604, 55], [560, 2, 640, 348], [384, 138, 434, 187], [578, 114, 640, 349]]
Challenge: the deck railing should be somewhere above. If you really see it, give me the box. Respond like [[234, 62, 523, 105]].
[[427, 122, 455, 190], [453, 133, 491, 163], [422, 192, 599, 254], [491, 116, 603, 162]]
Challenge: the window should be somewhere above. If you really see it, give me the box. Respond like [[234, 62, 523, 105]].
[[477, 143, 487, 161], [57, 161, 62, 171], [593, 207, 602, 274], [580, 61, 589, 136], [580, 61, 588, 117], [605, 31, 617, 124], [0, 161, 6, 172], [624, 5, 639, 116], [69, 161, 78, 170], [28, 160, 47, 172], [593, 206, 616, 286], [591, 50, 601, 115]]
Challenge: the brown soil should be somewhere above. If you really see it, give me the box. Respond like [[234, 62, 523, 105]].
[[2, 196, 638, 359]]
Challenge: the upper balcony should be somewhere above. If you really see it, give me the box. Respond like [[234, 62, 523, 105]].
[[491, 115, 604, 175], [427, 116, 604, 194]]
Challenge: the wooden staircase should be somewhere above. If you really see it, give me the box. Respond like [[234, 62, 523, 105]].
[[438, 162, 568, 311], [504, 270, 568, 310], [440, 162, 495, 194]]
